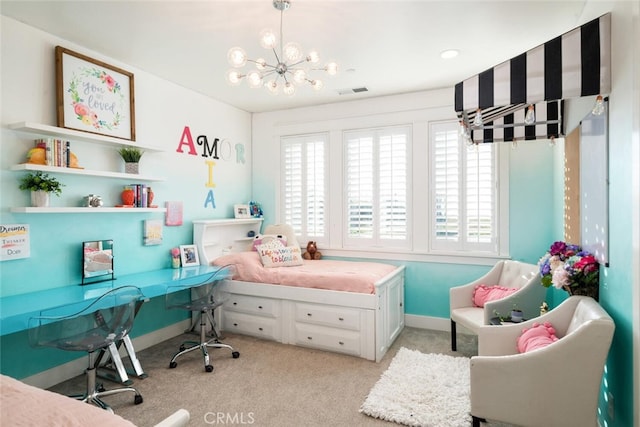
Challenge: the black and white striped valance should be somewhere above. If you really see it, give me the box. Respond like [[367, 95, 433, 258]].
[[455, 13, 610, 142]]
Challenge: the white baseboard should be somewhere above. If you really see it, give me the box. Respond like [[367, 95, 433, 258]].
[[404, 314, 474, 335], [22, 320, 191, 389]]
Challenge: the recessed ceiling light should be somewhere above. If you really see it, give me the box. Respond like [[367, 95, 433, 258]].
[[440, 49, 459, 59]]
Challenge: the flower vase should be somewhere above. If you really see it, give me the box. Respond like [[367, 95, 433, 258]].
[[31, 191, 50, 207], [564, 284, 599, 301], [172, 257, 181, 269]]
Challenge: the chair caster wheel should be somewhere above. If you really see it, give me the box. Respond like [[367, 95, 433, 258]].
[[232, 351, 240, 359], [97, 384, 106, 392], [179, 345, 186, 351], [205, 365, 214, 372], [169, 361, 177, 369], [134, 394, 143, 405]]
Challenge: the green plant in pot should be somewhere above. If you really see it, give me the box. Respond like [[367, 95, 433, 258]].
[[19, 171, 64, 207], [118, 146, 144, 174]]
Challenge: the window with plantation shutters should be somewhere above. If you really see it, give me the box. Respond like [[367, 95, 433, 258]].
[[344, 126, 410, 249], [430, 121, 497, 253], [281, 134, 327, 244]]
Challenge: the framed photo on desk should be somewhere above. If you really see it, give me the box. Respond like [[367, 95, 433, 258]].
[[179, 244, 199, 267]]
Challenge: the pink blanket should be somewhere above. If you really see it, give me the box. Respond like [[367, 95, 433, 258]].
[[0, 374, 136, 426], [213, 252, 397, 294]]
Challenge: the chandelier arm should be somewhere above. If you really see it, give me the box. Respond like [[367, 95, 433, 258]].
[[248, 59, 277, 70], [272, 47, 283, 66], [288, 59, 307, 68], [279, 8, 284, 58]]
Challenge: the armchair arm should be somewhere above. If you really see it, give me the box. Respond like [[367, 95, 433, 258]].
[[483, 270, 546, 324], [450, 261, 504, 310], [477, 296, 583, 356]]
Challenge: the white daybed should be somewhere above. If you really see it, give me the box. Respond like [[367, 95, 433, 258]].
[[193, 220, 405, 362]]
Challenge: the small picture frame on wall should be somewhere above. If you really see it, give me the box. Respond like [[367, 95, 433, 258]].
[[234, 204, 251, 219], [179, 244, 199, 267], [55, 46, 136, 141]]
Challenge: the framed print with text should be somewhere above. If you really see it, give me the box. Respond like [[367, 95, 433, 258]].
[[55, 46, 136, 140]]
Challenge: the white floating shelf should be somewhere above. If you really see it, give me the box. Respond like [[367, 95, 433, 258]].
[[10, 207, 167, 214], [8, 122, 164, 152], [10, 163, 165, 182]]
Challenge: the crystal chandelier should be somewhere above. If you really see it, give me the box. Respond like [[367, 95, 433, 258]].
[[226, 0, 338, 96]]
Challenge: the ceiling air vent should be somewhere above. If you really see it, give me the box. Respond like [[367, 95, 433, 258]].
[[337, 87, 369, 95]]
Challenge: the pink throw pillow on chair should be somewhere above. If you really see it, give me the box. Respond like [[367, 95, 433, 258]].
[[517, 322, 559, 353], [472, 284, 519, 307]]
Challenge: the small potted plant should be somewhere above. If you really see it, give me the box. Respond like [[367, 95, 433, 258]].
[[18, 171, 64, 207], [118, 146, 144, 174]]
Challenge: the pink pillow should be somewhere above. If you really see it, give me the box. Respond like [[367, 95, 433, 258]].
[[472, 284, 519, 307], [517, 322, 559, 353]]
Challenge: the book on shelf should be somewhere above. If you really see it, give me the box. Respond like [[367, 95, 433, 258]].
[[34, 138, 71, 167], [126, 184, 151, 208]]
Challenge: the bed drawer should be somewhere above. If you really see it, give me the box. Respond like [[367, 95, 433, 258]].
[[222, 311, 281, 341], [293, 323, 361, 356], [293, 302, 361, 331], [222, 293, 280, 318]]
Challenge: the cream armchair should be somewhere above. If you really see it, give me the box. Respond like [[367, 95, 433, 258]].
[[450, 260, 545, 351], [470, 296, 615, 427]]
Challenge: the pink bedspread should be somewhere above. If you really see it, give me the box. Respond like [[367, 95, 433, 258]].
[[213, 251, 397, 294], [0, 374, 136, 426]]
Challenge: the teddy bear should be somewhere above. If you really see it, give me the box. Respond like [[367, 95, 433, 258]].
[[302, 241, 322, 260]]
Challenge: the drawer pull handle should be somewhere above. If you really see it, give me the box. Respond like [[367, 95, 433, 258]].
[[233, 302, 238, 306], [338, 341, 344, 345], [259, 327, 263, 331], [258, 305, 263, 309], [307, 313, 312, 317], [307, 336, 313, 340], [233, 323, 238, 327], [338, 317, 344, 321]]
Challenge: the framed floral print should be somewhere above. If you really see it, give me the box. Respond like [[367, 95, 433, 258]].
[[55, 46, 136, 141]]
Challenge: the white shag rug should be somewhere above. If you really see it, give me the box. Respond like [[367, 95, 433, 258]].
[[360, 347, 471, 427]]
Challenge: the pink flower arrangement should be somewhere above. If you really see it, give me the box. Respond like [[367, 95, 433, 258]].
[[171, 247, 180, 258], [538, 241, 600, 299]]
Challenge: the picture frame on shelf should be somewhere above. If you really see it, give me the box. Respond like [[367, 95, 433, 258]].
[[249, 201, 263, 218], [234, 204, 251, 219], [55, 46, 136, 141], [179, 244, 199, 267]]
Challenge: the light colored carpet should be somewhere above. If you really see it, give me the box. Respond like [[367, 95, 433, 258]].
[[360, 347, 470, 427], [47, 327, 512, 426]]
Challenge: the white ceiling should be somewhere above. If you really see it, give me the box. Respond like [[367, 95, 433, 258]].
[[1, 0, 607, 114]]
